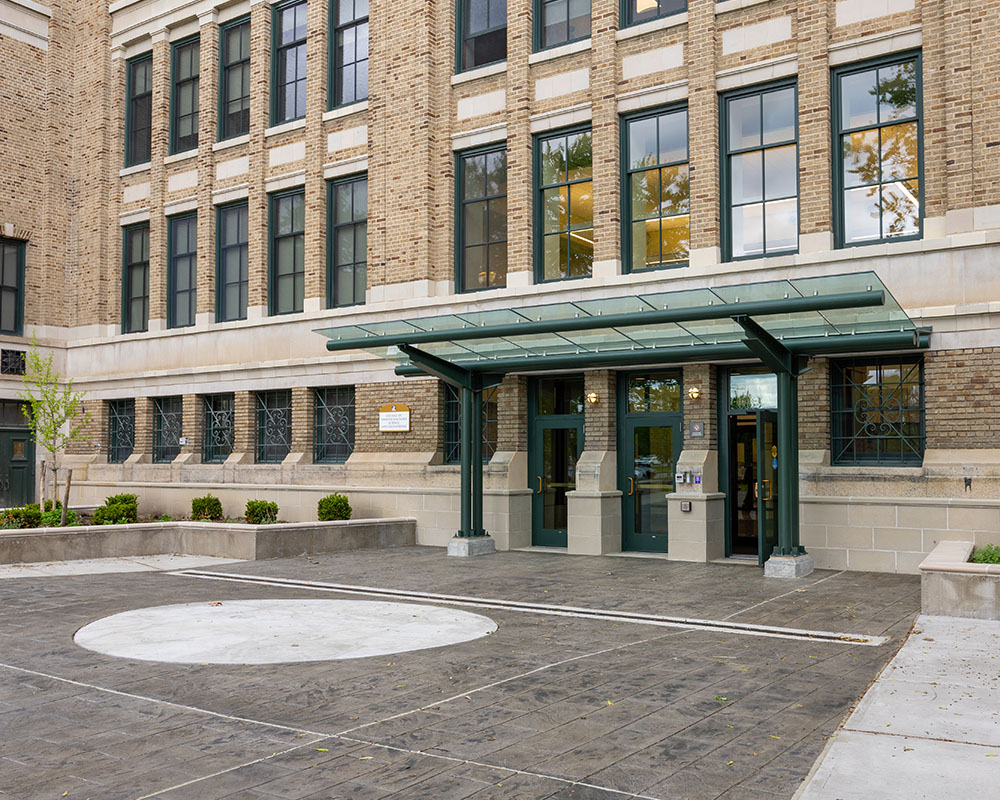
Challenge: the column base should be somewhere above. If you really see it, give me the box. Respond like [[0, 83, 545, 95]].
[[764, 553, 814, 578], [447, 535, 497, 557]]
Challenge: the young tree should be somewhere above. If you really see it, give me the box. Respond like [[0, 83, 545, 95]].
[[19, 336, 92, 524]]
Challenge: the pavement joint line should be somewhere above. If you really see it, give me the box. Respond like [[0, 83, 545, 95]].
[[840, 725, 1000, 750], [720, 570, 848, 621], [170, 569, 889, 646]]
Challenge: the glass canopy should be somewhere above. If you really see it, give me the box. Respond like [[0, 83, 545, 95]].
[[316, 271, 921, 369]]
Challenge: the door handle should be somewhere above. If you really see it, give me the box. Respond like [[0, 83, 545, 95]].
[[536, 475, 542, 494], [627, 476, 635, 496], [761, 479, 772, 502], [753, 481, 758, 499]]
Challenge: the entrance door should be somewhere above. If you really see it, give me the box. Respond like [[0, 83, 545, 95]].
[[756, 409, 778, 564], [622, 418, 681, 553], [727, 411, 778, 565], [0, 429, 34, 508]]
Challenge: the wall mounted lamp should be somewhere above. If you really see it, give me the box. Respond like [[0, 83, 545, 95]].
[[586, 391, 599, 405], [687, 386, 702, 400]]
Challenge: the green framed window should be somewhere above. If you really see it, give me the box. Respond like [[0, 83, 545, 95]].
[[122, 223, 149, 334], [170, 37, 200, 153], [125, 53, 152, 166], [622, 0, 685, 27], [443, 384, 499, 465], [536, 0, 590, 51], [219, 17, 251, 140], [535, 127, 593, 282], [834, 53, 922, 247], [330, 0, 368, 108], [269, 189, 305, 315], [327, 175, 367, 307], [721, 80, 798, 260], [108, 399, 135, 463], [217, 202, 249, 322], [457, 145, 507, 291], [314, 386, 355, 463], [0, 238, 25, 336], [831, 356, 924, 465], [273, 0, 307, 124], [167, 214, 197, 329], [458, 0, 506, 72], [256, 389, 292, 463], [623, 105, 689, 271], [153, 396, 183, 463], [203, 393, 234, 463]]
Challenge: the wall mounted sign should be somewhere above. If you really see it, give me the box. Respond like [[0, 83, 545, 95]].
[[379, 403, 411, 432], [689, 421, 705, 438]]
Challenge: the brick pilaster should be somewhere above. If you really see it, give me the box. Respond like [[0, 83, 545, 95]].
[[498, 374, 527, 451], [290, 386, 313, 460], [233, 390, 255, 456], [584, 370, 616, 451]]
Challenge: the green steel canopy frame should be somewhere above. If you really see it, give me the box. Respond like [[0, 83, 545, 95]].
[[316, 272, 930, 560]]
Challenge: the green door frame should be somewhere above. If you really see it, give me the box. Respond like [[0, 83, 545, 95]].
[[0, 427, 34, 508]]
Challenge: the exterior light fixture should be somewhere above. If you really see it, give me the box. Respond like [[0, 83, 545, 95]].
[[586, 391, 599, 405], [687, 386, 702, 400]]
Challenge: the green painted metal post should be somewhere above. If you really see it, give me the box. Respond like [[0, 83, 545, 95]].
[[775, 370, 804, 557], [459, 385, 474, 538], [471, 387, 484, 537]]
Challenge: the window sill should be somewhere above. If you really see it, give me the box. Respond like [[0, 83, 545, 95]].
[[528, 38, 591, 65], [265, 118, 306, 138], [214, 134, 250, 151], [119, 162, 151, 178], [164, 149, 197, 165], [616, 12, 689, 41], [323, 100, 369, 121], [451, 61, 507, 85]]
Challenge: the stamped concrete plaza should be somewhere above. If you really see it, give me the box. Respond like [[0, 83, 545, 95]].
[[0, 548, 920, 799]]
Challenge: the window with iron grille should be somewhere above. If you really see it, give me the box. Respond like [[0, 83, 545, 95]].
[[270, 189, 305, 315], [328, 175, 367, 307], [459, 0, 506, 72], [831, 356, 924, 465], [168, 214, 197, 329], [217, 202, 249, 322], [314, 386, 355, 463], [536, 0, 589, 50], [125, 53, 152, 166], [458, 146, 507, 291], [220, 17, 251, 140], [171, 37, 200, 153], [331, 0, 369, 108], [122, 224, 149, 334], [443, 385, 499, 465], [256, 390, 292, 463], [0, 350, 24, 376], [273, 0, 307, 124], [0, 238, 24, 335], [154, 396, 183, 463], [203, 393, 234, 463], [108, 399, 135, 463]]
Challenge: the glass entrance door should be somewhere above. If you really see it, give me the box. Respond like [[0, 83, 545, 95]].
[[756, 409, 778, 564], [726, 411, 779, 565]]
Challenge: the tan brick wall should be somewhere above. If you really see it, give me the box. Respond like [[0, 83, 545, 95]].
[[925, 348, 1000, 449], [682, 364, 716, 450], [355, 379, 442, 453], [498, 375, 528, 451], [584, 370, 616, 451], [799, 358, 830, 452]]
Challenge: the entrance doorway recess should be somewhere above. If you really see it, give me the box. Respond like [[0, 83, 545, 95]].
[[0, 401, 34, 508], [529, 377, 584, 547]]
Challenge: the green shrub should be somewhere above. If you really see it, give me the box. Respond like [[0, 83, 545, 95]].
[[94, 502, 137, 525], [40, 508, 78, 527], [971, 544, 1000, 564], [245, 499, 278, 525], [42, 499, 62, 512], [191, 494, 223, 521], [158, 514, 173, 522], [318, 493, 352, 521], [105, 493, 138, 507], [0, 505, 42, 529]]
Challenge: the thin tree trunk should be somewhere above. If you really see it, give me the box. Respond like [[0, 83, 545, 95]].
[[61, 469, 72, 527], [39, 459, 45, 509]]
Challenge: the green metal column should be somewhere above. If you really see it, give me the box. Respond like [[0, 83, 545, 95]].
[[471, 388, 484, 537], [775, 370, 805, 557], [459, 385, 474, 539]]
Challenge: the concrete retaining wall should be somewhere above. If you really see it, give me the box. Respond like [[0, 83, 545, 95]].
[[919, 541, 1000, 620], [0, 518, 417, 565]]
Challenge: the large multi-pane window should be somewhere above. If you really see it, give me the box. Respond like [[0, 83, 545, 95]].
[[219, 18, 251, 140], [624, 106, 689, 271], [168, 214, 197, 329], [0, 238, 24, 336], [835, 54, 921, 247], [831, 356, 924, 465], [108, 399, 135, 464], [314, 386, 355, 463], [256, 390, 292, 463], [624, 0, 685, 27], [203, 394, 234, 463], [125, 53, 152, 166], [460, 0, 506, 72], [153, 396, 183, 463], [536, 127, 593, 281], [122, 224, 149, 334], [458, 146, 507, 291], [273, 0, 307, 124], [443, 385, 499, 465], [722, 82, 798, 260], [217, 202, 249, 322], [270, 190, 305, 315], [328, 176, 367, 307], [537, 0, 590, 50], [331, 0, 369, 107], [171, 37, 200, 153]]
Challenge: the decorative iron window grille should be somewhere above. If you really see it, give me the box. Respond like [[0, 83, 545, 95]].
[[108, 399, 135, 464], [0, 349, 25, 375], [154, 396, 183, 463], [314, 386, 355, 463], [443, 384, 498, 465], [256, 390, 292, 463], [203, 394, 235, 463], [831, 356, 924, 465]]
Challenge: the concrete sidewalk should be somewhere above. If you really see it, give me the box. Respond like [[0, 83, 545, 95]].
[[796, 615, 1000, 800]]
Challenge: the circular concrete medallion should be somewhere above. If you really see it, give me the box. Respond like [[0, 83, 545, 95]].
[[73, 599, 498, 664]]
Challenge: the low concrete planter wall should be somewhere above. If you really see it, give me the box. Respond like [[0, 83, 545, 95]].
[[919, 540, 1000, 620], [0, 517, 416, 565]]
